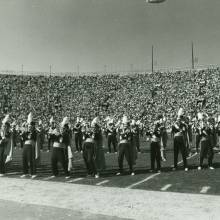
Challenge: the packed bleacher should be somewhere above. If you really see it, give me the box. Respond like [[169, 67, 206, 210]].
[[0, 67, 219, 127]]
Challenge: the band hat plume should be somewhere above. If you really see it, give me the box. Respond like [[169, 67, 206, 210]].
[[2, 114, 10, 125], [27, 112, 33, 125], [197, 112, 203, 120], [91, 116, 100, 127], [61, 116, 69, 127], [38, 120, 43, 126], [177, 108, 184, 117], [49, 117, 54, 124], [76, 117, 80, 123], [80, 118, 84, 123], [131, 119, 136, 126], [122, 115, 129, 124]]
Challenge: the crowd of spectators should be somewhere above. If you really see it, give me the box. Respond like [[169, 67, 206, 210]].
[[0, 67, 219, 128]]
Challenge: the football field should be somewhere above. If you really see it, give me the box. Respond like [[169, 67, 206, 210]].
[[1, 135, 220, 219]]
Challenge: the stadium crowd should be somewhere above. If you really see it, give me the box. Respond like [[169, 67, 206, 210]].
[[0, 67, 219, 128]]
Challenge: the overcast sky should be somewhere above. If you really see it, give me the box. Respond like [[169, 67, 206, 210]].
[[0, 0, 220, 73]]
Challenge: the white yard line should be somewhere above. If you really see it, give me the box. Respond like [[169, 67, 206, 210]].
[[177, 153, 198, 165], [66, 178, 84, 183], [161, 184, 172, 191], [200, 186, 211, 194], [126, 173, 160, 189], [96, 180, 109, 186]]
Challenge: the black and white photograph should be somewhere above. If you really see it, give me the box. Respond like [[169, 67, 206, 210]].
[[0, 0, 220, 219]]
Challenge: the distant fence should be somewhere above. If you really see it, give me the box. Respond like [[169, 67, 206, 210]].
[[0, 64, 219, 77]]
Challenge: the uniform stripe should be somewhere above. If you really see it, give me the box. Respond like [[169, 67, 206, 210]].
[[161, 184, 172, 191], [66, 178, 84, 183], [96, 180, 109, 186], [200, 186, 211, 194], [126, 173, 160, 189]]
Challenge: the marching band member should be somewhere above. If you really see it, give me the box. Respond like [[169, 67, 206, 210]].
[[73, 117, 83, 153], [0, 115, 12, 176], [20, 113, 38, 178], [82, 125, 99, 178], [50, 117, 71, 178], [131, 119, 141, 153], [172, 108, 188, 171], [198, 114, 214, 170], [47, 117, 56, 152], [106, 118, 117, 153], [185, 116, 193, 157], [116, 116, 135, 176], [146, 115, 163, 173], [91, 116, 106, 175], [160, 116, 168, 161], [193, 117, 200, 153]]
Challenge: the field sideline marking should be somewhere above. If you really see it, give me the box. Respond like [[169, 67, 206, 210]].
[[96, 180, 109, 186], [161, 184, 172, 191], [126, 173, 160, 189], [200, 186, 211, 194], [66, 178, 84, 183]]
